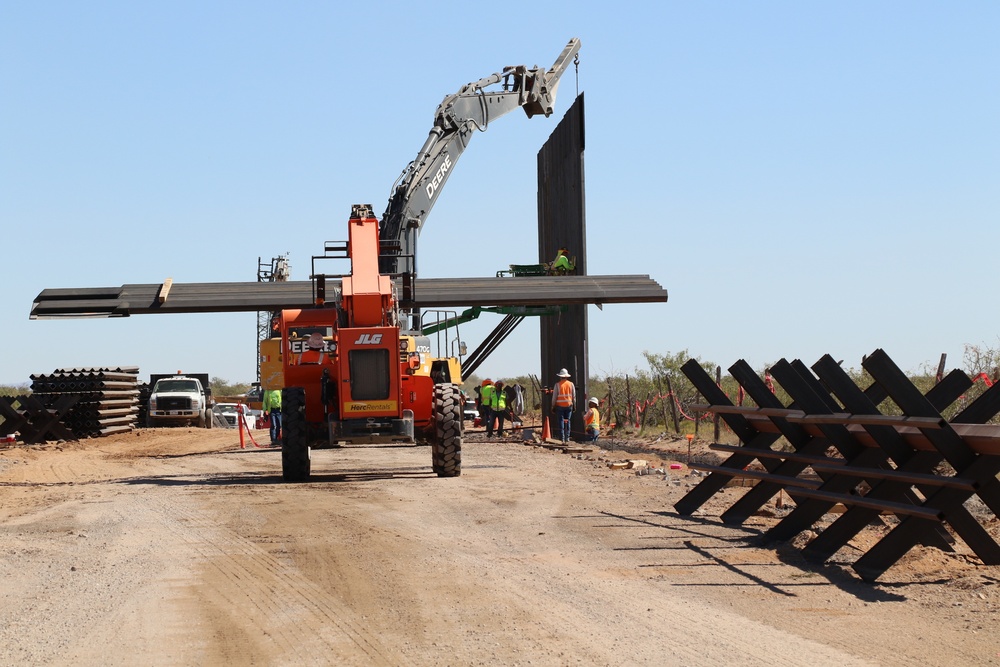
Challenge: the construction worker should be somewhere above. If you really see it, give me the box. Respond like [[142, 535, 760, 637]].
[[295, 333, 329, 365], [480, 379, 495, 435], [473, 383, 483, 423], [262, 388, 282, 446], [549, 248, 575, 275], [489, 381, 508, 438], [584, 397, 601, 443], [551, 368, 576, 443]]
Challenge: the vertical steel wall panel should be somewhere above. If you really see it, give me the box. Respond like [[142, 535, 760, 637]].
[[538, 94, 588, 439]]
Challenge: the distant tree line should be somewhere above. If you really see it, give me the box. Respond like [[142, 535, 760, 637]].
[[5, 339, 1000, 425], [209, 378, 253, 398], [462, 339, 1000, 437], [0, 378, 253, 399]]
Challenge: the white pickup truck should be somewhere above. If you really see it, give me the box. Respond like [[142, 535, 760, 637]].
[[213, 403, 254, 430], [146, 374, 214, 428]]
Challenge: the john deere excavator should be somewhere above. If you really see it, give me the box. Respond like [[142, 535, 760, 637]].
[[379, 38, 581, 277], [274, 38, 581, 481]]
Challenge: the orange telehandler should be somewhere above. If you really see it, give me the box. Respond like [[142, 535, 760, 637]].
[[278, 204, 462, 481], [274, 38, 581, 481]]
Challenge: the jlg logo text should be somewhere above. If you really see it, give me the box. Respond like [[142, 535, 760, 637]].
[[354, 334, 384, 345]]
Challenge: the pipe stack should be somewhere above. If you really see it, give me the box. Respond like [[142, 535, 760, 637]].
[[29, 366, 141, 437]]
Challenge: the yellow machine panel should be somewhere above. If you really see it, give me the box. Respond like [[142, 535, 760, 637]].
[[259, 338, 283, 391]]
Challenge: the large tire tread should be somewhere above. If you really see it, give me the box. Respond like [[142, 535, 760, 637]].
[[431, 383, 462, 477], [281, 387, 311, 482]]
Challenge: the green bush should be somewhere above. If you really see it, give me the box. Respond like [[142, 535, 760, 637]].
[[210, 378, 252, 398]]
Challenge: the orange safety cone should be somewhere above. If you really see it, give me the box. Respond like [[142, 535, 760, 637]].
[[542, 415, 551, 441]]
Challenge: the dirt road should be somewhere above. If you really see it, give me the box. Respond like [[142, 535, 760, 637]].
[[1, 428, 997, 666]]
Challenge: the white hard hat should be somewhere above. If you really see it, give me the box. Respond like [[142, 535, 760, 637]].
[[556, 368, 571, 378], [588, 397, 598, 405]]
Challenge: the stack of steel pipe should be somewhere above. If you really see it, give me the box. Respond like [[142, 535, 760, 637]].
[[29, 366, 140, 437]]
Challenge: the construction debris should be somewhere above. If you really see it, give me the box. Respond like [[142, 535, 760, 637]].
[[607, 459, 648, 470]]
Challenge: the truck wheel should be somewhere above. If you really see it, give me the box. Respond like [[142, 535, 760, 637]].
[[431, 383, 462, 477], [281, 387, 311, 482], [204, 409, 214, 429]]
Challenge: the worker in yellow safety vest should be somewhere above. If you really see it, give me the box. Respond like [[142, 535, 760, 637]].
[[549, 247, 575, 274], [263, 388, 282, 446], [550, 368, 576, 443], [488, 381, 508, 438], [480, 379, 495, 435], [584, 397, 600, 443]]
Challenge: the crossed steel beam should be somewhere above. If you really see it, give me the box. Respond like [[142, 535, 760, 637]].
[[675, 349, 1000, 581]]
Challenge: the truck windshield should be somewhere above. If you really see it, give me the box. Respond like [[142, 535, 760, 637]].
[[154, 380, 199, 393]]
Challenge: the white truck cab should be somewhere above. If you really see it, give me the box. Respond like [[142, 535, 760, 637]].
[[147, 375, 213, 428]]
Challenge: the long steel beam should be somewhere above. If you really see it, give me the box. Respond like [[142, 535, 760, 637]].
[[30, 275, 667, 319]]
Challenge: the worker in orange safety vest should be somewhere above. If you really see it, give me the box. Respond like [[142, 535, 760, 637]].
[[295, 332, 331, 365], [550, 368, 576, 443]]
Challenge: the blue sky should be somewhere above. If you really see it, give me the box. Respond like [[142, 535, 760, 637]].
[[2, 2, 998, 387]]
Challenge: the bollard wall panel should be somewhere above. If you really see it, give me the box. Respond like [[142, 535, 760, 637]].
[[538, 94, 588, 439]]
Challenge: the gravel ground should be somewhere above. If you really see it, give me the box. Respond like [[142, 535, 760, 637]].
[[0, 427, 998, 665]]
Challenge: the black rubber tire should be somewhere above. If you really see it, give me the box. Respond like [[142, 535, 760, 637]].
[[204, 408, 213, 429], [431, 383, 462, 477], [281, 387, 311, 482]]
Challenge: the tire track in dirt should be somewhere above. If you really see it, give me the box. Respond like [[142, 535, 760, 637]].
[[144, 489, 408, 666], [362, 462, 879, 667], [5, 430, 991, 665], [0, 486, 184, 666], [0, 443, 403, 666]]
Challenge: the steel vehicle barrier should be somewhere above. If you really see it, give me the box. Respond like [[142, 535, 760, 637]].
[[675, 348, 1000, 582]]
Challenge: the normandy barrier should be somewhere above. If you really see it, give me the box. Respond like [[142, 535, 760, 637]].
[[675, 348, 1000, 582], [0, 393, 79, 444]]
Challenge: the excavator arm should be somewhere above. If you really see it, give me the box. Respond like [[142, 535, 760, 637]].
[[379, 37, 581, 275]]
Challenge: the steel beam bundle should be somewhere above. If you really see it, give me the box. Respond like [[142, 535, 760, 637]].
[[30, 275, 667, 319]]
